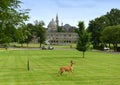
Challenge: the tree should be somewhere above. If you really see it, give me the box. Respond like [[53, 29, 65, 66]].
[[34, 20, 46, 47], [15, 24, 30, 47], [16, 27, 24, 47], [88, 16, 110, 49], [0, 0, 29, 48], [106, 8, 120, 26], [0, 32, 11, 50], [24, 23, 33, 47], [101, 25, 120, 51], [76, 21, 90, 58], [88, 8, 120, 49]]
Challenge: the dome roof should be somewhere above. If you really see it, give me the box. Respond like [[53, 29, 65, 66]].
[[47, 18, 57, 32], [48, 19, 56, 27], [63, 24, 71, 29]]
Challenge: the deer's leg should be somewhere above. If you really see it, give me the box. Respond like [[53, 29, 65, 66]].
[[60, 71, 63, 75]]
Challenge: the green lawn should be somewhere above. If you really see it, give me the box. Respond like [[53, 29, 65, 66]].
[[10, 43, 77, 49], [0, 49, 120, 85]]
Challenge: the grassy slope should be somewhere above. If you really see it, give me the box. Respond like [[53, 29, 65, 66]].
[[0, 50, 120, 85]]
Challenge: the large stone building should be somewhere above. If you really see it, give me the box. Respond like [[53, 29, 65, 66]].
[[46, 14, 78, 45]]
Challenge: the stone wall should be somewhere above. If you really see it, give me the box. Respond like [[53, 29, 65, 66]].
[[46, 32, 78, 45]]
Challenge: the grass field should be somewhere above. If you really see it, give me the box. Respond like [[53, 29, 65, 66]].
[[0, 49, 120, 85]]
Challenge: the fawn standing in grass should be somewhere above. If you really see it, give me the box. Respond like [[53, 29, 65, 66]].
[[58, 60, 74, 75]]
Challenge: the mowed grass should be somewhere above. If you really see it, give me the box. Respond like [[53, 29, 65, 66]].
[[0, 49, 120, 85]]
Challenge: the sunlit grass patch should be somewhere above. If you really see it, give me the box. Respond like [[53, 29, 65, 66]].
[[0, 50, 120, 85]]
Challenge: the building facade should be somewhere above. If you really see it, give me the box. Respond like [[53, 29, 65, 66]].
[[46, 14, 78, 45], [46, 32, 78, 45]]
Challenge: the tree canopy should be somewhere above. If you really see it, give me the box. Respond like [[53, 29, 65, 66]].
[[76, 21, 90, 58], [0, 0, 29, 47], [88, 8, 120, 49], [34, 20, 46, 47], [101, 25, 120, 51]]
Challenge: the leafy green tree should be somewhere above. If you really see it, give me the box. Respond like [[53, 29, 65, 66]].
[[88, 16, 110, 49], [106, 8, 120, 26], [15, 24, 29, 47], [88, 8, 120, 49], [24, 23, 33, 47], [101, 25, 120, 51], [0, 0, 29, 47], [15, 28, 24, 47], [76, 21, 90, 58], [34, 20, 46, 47], [0, 32, 11, 50]]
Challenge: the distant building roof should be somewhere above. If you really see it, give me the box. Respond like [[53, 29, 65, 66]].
[[48, 19, 57, 32], [63, 24, 76, 32], [63, 24, 71, 29], [48, 19, 56, 28]]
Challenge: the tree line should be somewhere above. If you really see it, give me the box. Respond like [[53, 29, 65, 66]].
[[76, 18, 120, 58], [14, 20, 46, 48], [0, 0, 46, 48], [76, 8, 120, 58], [87, 8, 120, 52], [0, 0, 120, 52]]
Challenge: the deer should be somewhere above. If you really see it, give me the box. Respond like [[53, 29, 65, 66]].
[[58, 60, 74, 76]]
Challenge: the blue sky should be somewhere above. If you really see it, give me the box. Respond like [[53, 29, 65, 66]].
[[21, 0, 120, 28]]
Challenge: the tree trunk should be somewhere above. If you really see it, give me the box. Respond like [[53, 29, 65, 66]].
[[39, 43, 41, 48], [39, 37, 41, 48], [115, 43, 118, 51], [113, 43, 118, 52], [113, 43, 115, 51], [21, 43, 23, 47], [108, 43, 111, 49], [5, 47, 8, 50]]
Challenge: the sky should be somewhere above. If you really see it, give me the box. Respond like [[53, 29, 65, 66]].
[[21, 0, 120, 28]]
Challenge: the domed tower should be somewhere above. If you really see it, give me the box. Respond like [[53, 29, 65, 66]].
[[48, 18, 57, 32], [56, 14, 59, 29]]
